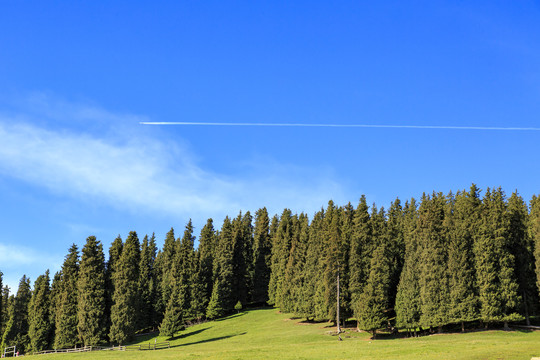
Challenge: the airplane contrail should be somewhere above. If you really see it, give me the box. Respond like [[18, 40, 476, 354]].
[[139, 122, 540, 131]]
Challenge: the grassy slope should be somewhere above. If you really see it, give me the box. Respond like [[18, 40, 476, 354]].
[[33, 309, 540, 360]]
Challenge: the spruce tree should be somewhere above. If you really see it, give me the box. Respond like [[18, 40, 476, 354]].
[[155, 228, 176, 319], [206, 217, 235, 318], [507, 191, 537, 324], [356, 243, 391, 337], [268, 209, 293, 308], [159, 286, 184, 337], [475, 188, 522, 328], [320, 201, 346, 323], [531, 195, 540, 302], [177, 220, 196, 318], [447, 185, 480, 331], [339, 203, 354, 320], [285, 213, 309, 315], [159, 224, 192, 338], [49, 271, 61, 346], [395, 199, 421, 334], [109, 231, 140, 344], [349, 196, 372, 329], [138, 234, 158, 330], [386, 198, 405, 313], [1, 275, 31, 353], [301, 210, 325, 320], [252, 208, 272, 304], [105, 236, 122, 335], [231, 213, 251, 307], [1, 286, 8, 337], [418, 193, 450, 332], [55, 244, 79, 349], [77, 236, 107, 346], [29, 271, 52, 352], [191, 219, 216, 319], [281, 213, 301, 313]]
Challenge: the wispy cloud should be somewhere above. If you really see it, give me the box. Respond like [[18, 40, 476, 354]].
[[0, 243, 63, 291], [0, 96, 349, 223]]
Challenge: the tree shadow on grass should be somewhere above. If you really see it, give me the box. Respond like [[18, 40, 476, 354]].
[[214, 312, 247, 322], [169, 332, 247, 348], [168, 327, 211, 341]]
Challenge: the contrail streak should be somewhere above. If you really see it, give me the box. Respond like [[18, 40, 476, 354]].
[[140, 122, 540, 131]]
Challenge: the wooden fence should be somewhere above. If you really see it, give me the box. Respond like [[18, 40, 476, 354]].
[[32, 342, 170, 355]]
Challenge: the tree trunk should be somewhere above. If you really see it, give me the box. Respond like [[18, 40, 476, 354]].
[[336, 270, 341, 334], [437, 325, 442, 334], [503, 321, 510, 331], [523, 292, 530, 326], [461, 321, 465, 333]]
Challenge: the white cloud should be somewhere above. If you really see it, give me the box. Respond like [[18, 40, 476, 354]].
[[0, 243, 63, 292], [0, 97, 350, 222]]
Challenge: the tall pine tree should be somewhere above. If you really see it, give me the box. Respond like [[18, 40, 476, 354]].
[[207, 217, 236, 319], [447, 186, 480, 331], [1, 275, 31, 353], [109, 231, 140, 344], [55, 244, 79, 349], [77, 236, 107, 346], [29, 271, 52, 352], [475, 188, 522, 328], [252, 208, 272, 305]]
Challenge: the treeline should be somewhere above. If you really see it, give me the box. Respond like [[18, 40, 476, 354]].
[[1, 185, 540, 353]]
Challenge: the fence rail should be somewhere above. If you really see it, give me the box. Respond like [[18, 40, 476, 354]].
[[32, 342, 170, 355]]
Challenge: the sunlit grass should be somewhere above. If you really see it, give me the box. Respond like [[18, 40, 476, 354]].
[[31, 308, 540, 359]]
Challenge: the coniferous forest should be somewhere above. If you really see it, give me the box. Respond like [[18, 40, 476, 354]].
[[2, 185, 540, 353]]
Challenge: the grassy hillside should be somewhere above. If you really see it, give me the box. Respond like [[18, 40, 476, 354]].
[[31, 308, 540, 359]]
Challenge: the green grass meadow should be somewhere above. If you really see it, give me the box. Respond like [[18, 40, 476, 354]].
[[31, 308, 540, 359]]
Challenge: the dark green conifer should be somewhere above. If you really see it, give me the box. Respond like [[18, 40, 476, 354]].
[[386, 198, 405, 312], [231, 212, 252, 307], [507, 191, 537, 324], [356, 243, 391, 337], [109, 231, 140, 344], [531, 195, 540, 302], [320, 201, 346, 323], [395, 199, 421, 334], [55, 244, 79, 348], [155, 228, 176, 319], [159, 286, 184, 337], [48, 271, 61, 346], [475, 188, 522, 328], [105, 236, 123, 335], [1, 286, 8, 337], [177, 220, 196, 318], [252, 208, 272, 304], [447, 186, 480, 331], [29, 271, 52, 352], [300, 210, 325, 320], [159, 226, 192, 339], [281, 213, 301, 313], [206, 217, 235, 318], [191, 219, 216, 319], [77, 236, 106, 345], [268, 209, 293, 308], [418, 193, 450, 332], [1, 275, 31, 353], [138, 234, 158, 330], [349, 196, 372, 328]]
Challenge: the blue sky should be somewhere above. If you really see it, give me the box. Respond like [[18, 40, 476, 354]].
[[1, 1, 539, 292]]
